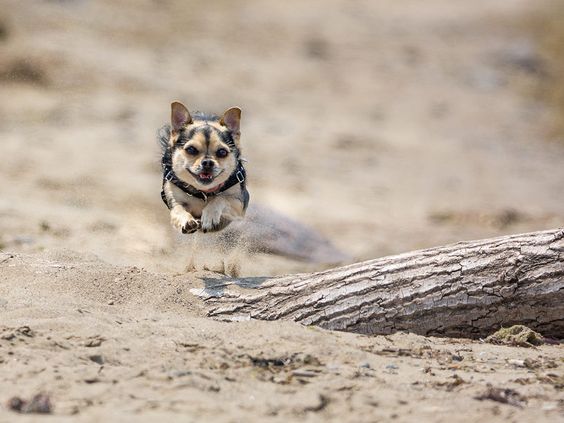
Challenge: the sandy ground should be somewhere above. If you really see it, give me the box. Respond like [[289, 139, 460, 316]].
[[0, 0, 563, 421]]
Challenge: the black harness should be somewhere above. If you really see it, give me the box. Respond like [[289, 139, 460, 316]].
[[160, 157, 246, 208]]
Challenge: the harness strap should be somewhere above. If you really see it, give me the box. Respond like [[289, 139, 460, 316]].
[[161, 160, 246, 209]]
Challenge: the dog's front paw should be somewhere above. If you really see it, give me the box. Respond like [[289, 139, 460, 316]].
[[170, 207, 200, 234], [201, 202, 228, 233], [182, 218, 201, 234]]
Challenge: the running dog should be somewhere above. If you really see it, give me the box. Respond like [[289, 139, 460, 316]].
[[159, 102, 249, 233]]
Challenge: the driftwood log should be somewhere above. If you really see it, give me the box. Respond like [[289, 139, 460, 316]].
[[193, 229, 564, 338]]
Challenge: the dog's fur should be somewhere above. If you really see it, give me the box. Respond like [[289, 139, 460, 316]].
[[159, 102, 249, 233]]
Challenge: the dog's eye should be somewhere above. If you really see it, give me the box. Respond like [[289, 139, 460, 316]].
[[186, 146, 199, 155], [216, 148, 228, 158]]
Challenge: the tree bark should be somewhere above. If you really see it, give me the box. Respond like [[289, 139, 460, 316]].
[[193, 229, 564, 338]]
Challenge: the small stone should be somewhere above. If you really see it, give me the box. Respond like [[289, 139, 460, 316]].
[[7, 397, 25, 412], [507, 359, 526, 367], [7, 393, 52, 414], [88, 354, 104, 365], [84, 336, 104, 347], [292, 370, 317, 378]]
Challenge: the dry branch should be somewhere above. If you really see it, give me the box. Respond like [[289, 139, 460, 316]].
[[193, 229, 564, 338]]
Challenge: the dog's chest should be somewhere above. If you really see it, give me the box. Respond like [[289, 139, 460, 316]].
[[171, 185, 207, 217]]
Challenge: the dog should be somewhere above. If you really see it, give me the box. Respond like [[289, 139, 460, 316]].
[[159, 102, 249, 234]]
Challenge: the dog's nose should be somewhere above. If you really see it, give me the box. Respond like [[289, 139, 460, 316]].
[[201, 158, 214, 168]]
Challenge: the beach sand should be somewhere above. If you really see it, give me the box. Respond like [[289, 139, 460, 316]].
[[0, 0, 563, 420]]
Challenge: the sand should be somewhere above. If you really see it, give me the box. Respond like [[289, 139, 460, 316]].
[[0, 0, 563, 421]]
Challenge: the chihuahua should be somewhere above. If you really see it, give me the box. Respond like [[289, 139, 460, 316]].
[[159, 102, 249, 234]]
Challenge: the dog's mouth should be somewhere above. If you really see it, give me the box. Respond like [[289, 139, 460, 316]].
[[198, 171, 214, 183], [188, 168, 223, 185]]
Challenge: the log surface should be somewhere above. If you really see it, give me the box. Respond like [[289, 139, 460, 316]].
[[193, 229, 564, 338]]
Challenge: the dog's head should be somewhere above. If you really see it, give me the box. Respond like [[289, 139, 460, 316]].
[[168, 101, 241, 192]]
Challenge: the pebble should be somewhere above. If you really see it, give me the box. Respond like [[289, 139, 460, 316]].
[[507, 359, 525, 367]]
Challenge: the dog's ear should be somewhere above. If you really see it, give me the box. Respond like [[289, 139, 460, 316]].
[[171, 101, 192, 133], [220, 107, 241, 135]]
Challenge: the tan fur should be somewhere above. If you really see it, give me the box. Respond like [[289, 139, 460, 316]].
[[172, 130, 237, 193]]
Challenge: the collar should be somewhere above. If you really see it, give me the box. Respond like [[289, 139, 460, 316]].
[[161, 159, 246, 206]]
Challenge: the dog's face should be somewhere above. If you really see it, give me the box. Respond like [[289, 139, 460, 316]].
[[169, 102, 241, 192]]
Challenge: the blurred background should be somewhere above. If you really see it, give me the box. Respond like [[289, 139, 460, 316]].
[[1, 0, 563, 275]]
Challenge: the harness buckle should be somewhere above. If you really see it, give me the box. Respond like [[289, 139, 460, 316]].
[[165, 170, 173, 181], [236, 170, 245, 183]]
